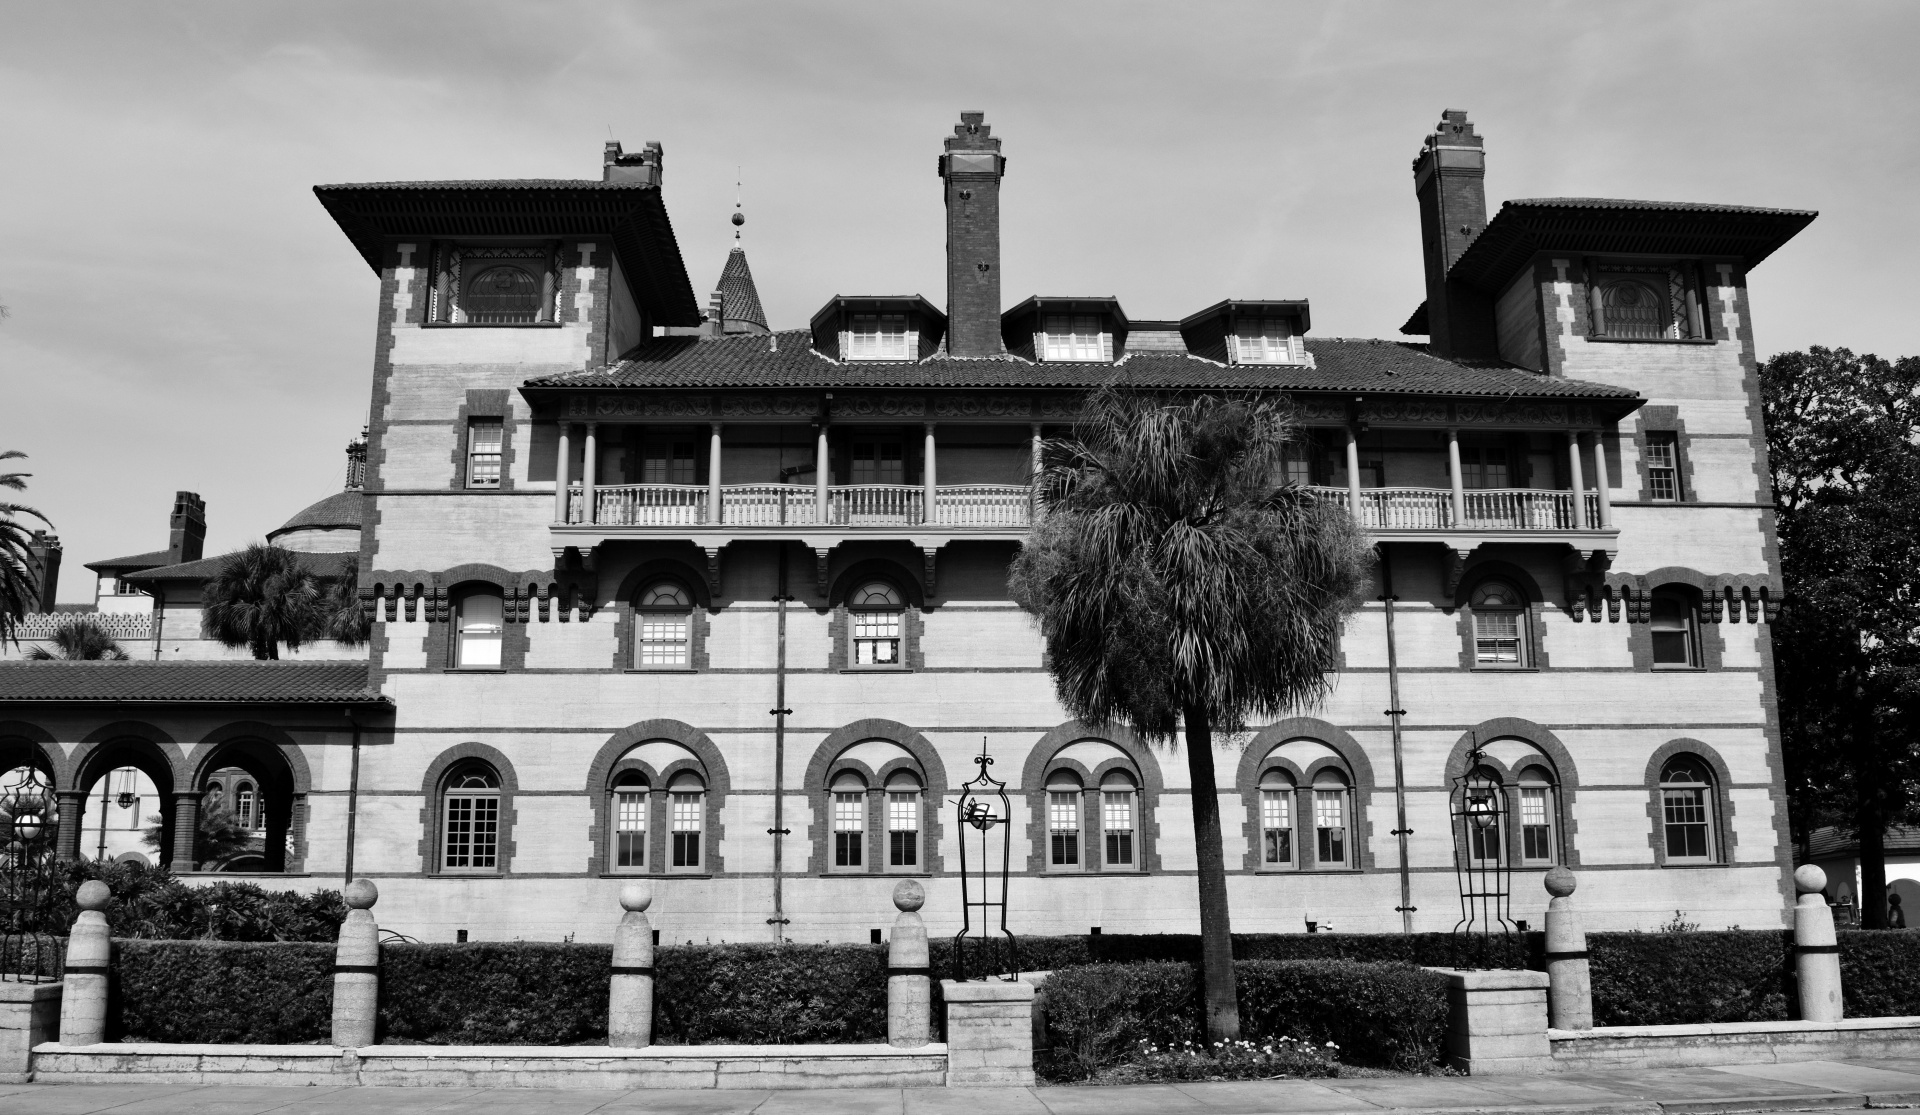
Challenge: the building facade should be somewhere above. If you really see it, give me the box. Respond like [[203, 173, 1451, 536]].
[[0, 109, 1814, 943]]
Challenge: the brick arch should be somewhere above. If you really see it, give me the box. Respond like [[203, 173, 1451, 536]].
[[582, 720, 730, 876], [827, 560, 925, 610], [613, 559, 713, 610], [186, 722, 313, 874], [1443, 717, 1584, 869], [1020, 720, 1163, 874], [1454, 560, 1553, 669], [803, 719, 948, 875], [1644, 737, 1739, 868], [72, 722, 186, 791], [187, 722, 311, 792], [0, 721, 69, 790], [417, 742, 520, 875], [1236, 717, 1375, 873], [610, 559, 713, 671]]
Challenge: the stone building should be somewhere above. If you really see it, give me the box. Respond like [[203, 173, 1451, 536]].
[[0, 109, 1814, 942]]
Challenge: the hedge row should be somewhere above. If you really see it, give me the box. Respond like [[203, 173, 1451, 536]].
[[54, 861, 344, 942], [116, 940, 335, 1043]]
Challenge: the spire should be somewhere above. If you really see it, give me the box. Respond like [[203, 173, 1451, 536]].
[[711, 171, 769, 334]]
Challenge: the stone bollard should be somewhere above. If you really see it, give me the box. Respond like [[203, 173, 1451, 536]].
[[331, 879, 379, 1049], [58, 880, 112, 1046], [888, 880, 930, 1047], [1543, 866, 1592, 1030], [1794, 864, 1842, 1022], [609, 883, 654, 1048]]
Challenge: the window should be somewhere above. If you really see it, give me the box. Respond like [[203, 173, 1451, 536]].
[[669, 774, 704, 870], [1042, 314, 1109, 361], [610, 771, 648, 872], [234, 781, 256, 831], [1471, 580, 1529, 668], [831, 773, 866, 870], [1518, 769, 1556, 866], [432, 245, 557, 326], [454, 590, 505, 669], [1645, 432, 1681, 501], [642, 439, 697, 485], [1233, 318, 1293, 364], [1650, 591, 1699, 668], [1659, 758, 1715, 863], [1259, 771, 1295, 868], [847, 314, 910, 361], [1101, 771, 1137, 870], [1047, 775, 1081, 868], [1461, 445, 1511, 489], [886, 772, 921, 870], [441, 766, 500, 873], [1312, 773, 1350, 869], [1462, 769, 1504, 865], [850, 581, 904, 666], [850, 437, 906, 485], [1281, 441, 1314, 487], [634, 582, 692, 669], [466, 419, 504, 489], [1590, 266, 1705, 341]]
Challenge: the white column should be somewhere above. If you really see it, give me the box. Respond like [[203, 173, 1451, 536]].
[[1030, 424, 1043, 480], [1566, 430, 1586, 530], [708, 422, 723, 525], [815, 425, 830, 523], [923, 422, 937, 526], [554, 422, 572, 523], [582, 423, 599, 526], [1589, 432, 1612, 529], [1345, 427, 1362, 518], [1447, 427, 1466, 528]]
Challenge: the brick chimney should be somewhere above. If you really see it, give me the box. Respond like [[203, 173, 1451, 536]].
[[1412, 110, 1497, 360], [939, 111, 1007, 358], [168, 491, 205, 564], [602, 140, 663, 186]]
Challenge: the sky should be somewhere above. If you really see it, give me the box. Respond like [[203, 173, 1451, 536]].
[[3, 1, 1917, 602]]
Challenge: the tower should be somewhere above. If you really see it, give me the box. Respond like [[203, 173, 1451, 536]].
[[939, 111, 1007, 358]]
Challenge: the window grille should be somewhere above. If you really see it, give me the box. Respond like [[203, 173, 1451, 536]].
[[847, 314, 910, 360], [1592, 267, 1703, 340], [1520, 784, 1553, 864], [1660, 760, 1714, 862], [1048, 790, 1080, 866], [888, 791, 919, 867], [455, 591, 505, 669], [1041, 314, 1109, 361], [670, 791, 702, 868], [464, 265, 541, 324], [442, 769, 500, 872], [1233, 318, 1292, 363], [1314, 789, 1347, 867], [1645, 433, 1680, 501], [833, 791, 865, 867], [466, 419, 504, 488], [1102, 790, 1134, 868], [1260, 787, 1293, 866], [614, 788, 647, 869]]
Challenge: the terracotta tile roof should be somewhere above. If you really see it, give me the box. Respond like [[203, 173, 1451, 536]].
[[716, 248, 767, 332], [0, 662, 387, 705], [525, 333, 1639, 401], [123, 551, 357, 586], [82, 549, 172, 575], [273, 491, 363, 535]]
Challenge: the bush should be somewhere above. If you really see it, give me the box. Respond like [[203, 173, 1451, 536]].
[[656, 943, 887, 1044], [1840, 929, 1920, 1017], [115, 940, 333, 1043], [1113, 1036, 1338, 1082], [379, 942, 611, 1044], [1040, 962, 1198, 1079], [1586, 930, 1791, 1026], [50, 860, 344, 942]]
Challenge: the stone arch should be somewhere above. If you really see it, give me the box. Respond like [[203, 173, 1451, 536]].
[[582, 720, 731, 875], [1022, 720, 1163, 874], [1237, 717, 1375, 872], [418, 742, 520, 875]]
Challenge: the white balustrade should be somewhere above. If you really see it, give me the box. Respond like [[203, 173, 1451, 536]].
[[593, 485, 707, 527], [555, 483, 1035, 529], [719, 484, 820, 526], [1305, 486, 1601, 533], [1462, 489, 1580, 530], [931, 485, 1031, 526], [1356, 488, 1452, 529], [831, 484, 924, 525]]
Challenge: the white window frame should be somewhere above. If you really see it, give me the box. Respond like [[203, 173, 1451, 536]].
[[466, 418, 504, 489], [1046, 784, 1081, 869], [846, 313, 911, 361], [1659, 762, 1716, 864], [886, 775, 922, 871], [1259, 775, 1295, 869], [634, 582, 693, 670], [1040, 313, 1111, 362], [668, 778, 705, 872], [849, 581, 904, 668], [1645, 432, 1681, 501], [1650, 591, 1700, 669], [1471, 581, 1529, 668], [1100, 775, 1137, 872], [441, 769, 501, 874], [1312, 781, 1350, 870], [1519, 780, 1556, 866], [609, 773, 648, 873], [1231, 317, 1294, 364], [831, 776, 866, 872], [454, 590, 505, 670]]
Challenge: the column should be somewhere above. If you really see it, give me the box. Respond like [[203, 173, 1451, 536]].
[[609, 884, 655, 1047], [582, 422, 599, 526], [553, 423, 572, 524], [1543, 867, 1592, 1030], [1446, 428, 1466, 529], [1794, 864, 1842, 1021], [923, 423, 937, 526], [54, 791, 84, 862], [1566, 430, 1587, 530], [707, 422, 723, 525], [1345, 427, 1362, 518], [1030, 423, 1043, 480], [331, 880, 379, 1048], [168, 790, 202, 872], [887, 881, 931, 1047], [815, 425, 830, 523], [1588, 432, 1612, 529]]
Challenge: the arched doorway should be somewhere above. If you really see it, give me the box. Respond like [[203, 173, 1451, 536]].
[[192, 739, 299, 873], [72, 737, 176, 868]]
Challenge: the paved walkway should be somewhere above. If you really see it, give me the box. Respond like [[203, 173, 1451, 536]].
[[6, 1058, 1920, 1115]]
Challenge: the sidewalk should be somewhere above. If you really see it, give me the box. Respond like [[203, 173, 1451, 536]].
[[5, 1057, 1920, 1115]]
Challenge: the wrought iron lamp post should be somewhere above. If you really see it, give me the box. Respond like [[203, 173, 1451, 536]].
[[1450, 737, 1518, 968], [952, 738, 1018, 983]]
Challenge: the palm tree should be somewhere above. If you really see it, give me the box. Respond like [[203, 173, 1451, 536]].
[[1008, 388, 1373, 1043], [202, 544, 325, 660], [322, 564, 371, 648], [1, 450, 54, 647], [26, 616, 130, 660]]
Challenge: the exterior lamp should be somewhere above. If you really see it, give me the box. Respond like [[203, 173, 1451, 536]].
[[117, 792, 137, 810], [1465, 793, 1498, 830], [13, 812, 43, 843]]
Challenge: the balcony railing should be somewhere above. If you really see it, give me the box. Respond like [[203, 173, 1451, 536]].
[[1305, 487, 1606, 532], [567, 484, 1033, 528]]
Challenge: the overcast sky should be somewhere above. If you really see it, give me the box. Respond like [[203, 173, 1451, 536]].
[[4, 2, 1916, 602]]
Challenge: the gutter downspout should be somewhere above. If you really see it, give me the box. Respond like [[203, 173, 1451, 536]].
[[343, 709, 362, 884], [1381, 547, 1415, 935], [768, 546, 792, 941]]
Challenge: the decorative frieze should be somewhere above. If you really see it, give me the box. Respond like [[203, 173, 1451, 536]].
[[933, 394, 1030, 418], [1360, 399, 1449, 425], [837, 394, 928, 418], [720, 393, 819, 418], [566, 394, 712, 419]]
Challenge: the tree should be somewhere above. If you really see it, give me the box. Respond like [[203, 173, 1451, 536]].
[[1009, 388, 1373, 1040], [142, 800, 255, 868], [26, 616, 129, 660], [201, 544, 325, 660], [0, 450, 53, 647], [1762, 346, 1920, 928]]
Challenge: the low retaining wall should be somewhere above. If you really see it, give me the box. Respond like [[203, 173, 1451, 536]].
[[31, 1042, 950, 1089], [1551, 1017, 1920, 1070]]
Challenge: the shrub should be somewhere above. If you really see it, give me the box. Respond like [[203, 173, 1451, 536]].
[[49, 860, 344, 942], [1112, 1036, 1338, 1082], [1586, 930, 1791, 1025], [1839, 929, 1920, 1017], [115, 940, 333, 1043], [379, 942, 612, 1044], [656, 943, 887, 1044], [1040, 962, 1198, 1079]]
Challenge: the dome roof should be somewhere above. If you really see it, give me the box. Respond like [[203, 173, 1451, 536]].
[[268, 491, 362, 539]]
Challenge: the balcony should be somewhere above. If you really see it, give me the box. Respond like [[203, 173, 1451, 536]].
[[1305, 485, 1616, 553], [568, 483, 1032, 528]]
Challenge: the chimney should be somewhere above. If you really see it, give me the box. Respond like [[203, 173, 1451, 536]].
[[707, 291, 726, 338], [27, 531, 60, 611], [939, 111, 1007, 358], [1412, 110, 1496, 360], [602, 140, 664, 186], [168, 491, 206, 565]]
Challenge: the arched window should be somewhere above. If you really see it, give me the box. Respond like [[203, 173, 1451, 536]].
[[886, 771, 922, 870], [830, 771, 867, 871], [668, 771, 705, 871], [441, 764, 501, 874], [1599, 279, 1667, 339], [849, 581, 904, 666], [609, 771, 648, 873], [634, 581, 693, 669], [1461, 767, 1504, 865], [1046, 769, 1082, 870], [1312, 769, 1352, 870], [1470, 580, 1529, 668], [454, 588, 505, 669], [1100, 770, 1137, 871], [1258, 768, 1296, 869], [1517, 765, 1557, 866], [1651, 590, 1700, 668], [235, 781, 256, 831], [464, 265, 540, 324], [1659, 757, 1716, 864]]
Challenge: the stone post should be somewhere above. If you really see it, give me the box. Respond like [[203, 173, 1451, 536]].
[[1430, 967, 1552, 1075], [331, 879, 379, 1048], [941, 978, 1036, 1087], [1543, 866, 1592, 1030], [57, 880, 110, 1045], [888, 880, 930, 1047], [609, 883, 655, 1048], [1794, 864, 1842, 1022]]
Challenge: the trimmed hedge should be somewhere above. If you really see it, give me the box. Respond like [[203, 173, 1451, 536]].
[[1840, 929, 1920, 1018], [52, 861, 345, 942], [656, 943, 887, 1044], [380, 942, 612, 1044], [115, 940, 334, 1043], [1587, 930, 1792, 1026]]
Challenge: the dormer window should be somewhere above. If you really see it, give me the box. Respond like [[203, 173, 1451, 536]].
[[847, 314, 910, 361], [1232, 318, 1295, 363], [1589, 265, 1708, 341], [1041, 314, 1110, 361]]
